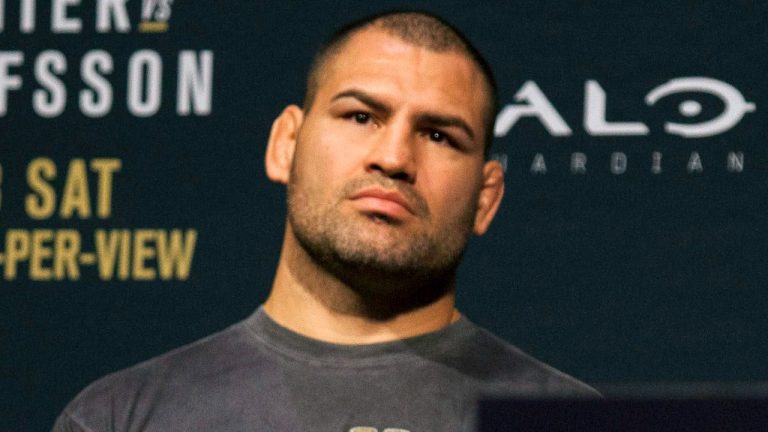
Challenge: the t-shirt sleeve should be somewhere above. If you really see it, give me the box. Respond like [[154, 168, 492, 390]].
[[51, 410, 94, 432]]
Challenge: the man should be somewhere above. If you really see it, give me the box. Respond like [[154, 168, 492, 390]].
[[53, 11, 597, 432]]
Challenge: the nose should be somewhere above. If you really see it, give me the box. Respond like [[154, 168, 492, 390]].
[[364, 120, 417, 183]]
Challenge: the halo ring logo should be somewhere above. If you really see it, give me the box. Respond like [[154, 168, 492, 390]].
[[645, 77, 756, 138]]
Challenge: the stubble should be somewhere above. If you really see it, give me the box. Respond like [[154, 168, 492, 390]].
[[286, 164, 476, 318]]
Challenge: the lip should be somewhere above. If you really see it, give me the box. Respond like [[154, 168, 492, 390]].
[[349, 187, 415, 218]]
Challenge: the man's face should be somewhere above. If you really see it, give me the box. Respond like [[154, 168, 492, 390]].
[[280, 28, 500, 288]]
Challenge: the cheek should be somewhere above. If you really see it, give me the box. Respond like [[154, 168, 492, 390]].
[[302, 116, 364, 156], [422, 167, 482, 225], [293, 128, 363, 197]]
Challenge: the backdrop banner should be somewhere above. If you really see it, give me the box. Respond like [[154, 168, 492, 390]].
[[1, 1, 767, 430]]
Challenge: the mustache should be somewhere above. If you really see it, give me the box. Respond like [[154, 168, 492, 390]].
[[342, 176, 429, 217]]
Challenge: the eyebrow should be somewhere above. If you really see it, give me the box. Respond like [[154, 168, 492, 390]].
[[332, 89, 392, 115], [330, 88, 477, 142]]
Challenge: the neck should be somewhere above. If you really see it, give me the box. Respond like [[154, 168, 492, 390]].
[[263, 228, 460, 344]]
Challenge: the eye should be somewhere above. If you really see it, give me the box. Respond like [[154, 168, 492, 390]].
[[350, 112, 370, 124], [429, 131, 445, 142], [427, 129, 451, 145]]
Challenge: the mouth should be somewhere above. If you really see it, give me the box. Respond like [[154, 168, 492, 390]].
[[349, 187, 416, 221]]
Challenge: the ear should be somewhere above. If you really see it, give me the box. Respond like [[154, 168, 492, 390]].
[[472, 160, 505, 235], [265, 105, 304, 184]]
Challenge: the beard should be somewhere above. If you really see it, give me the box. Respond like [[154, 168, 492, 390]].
[[286, 168, 476, 318]]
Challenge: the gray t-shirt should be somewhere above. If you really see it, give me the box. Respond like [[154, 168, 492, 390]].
[[53, 308, 597, 432]]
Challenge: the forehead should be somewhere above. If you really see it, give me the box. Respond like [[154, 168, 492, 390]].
[[315, 29, 488, 130]]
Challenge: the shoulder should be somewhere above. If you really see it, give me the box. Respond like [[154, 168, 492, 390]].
[[444, 319, 600, 397], [54, 319, 261, 431]]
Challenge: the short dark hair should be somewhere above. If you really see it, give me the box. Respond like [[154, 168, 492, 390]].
[[302, 11, 498, 152]]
